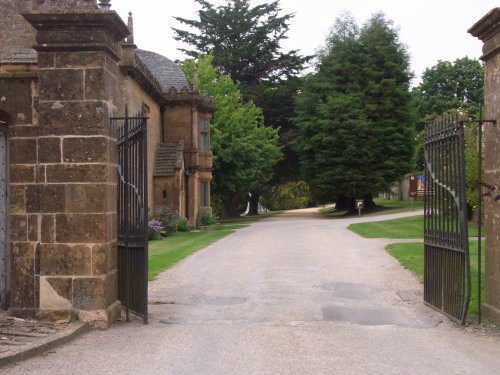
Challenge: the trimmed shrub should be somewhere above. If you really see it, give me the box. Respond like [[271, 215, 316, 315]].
[[148, 219, 162, 241], [262, 181, 312, 211], [175, 217, 190, 232], [198, 211, 217, 226]]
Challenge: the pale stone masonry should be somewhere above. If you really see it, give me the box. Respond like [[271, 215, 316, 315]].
[[469, 8, 500, 324]]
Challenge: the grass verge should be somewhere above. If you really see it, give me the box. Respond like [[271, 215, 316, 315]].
[[148, 213, 274, 280], [320, 198, 424, 218], [348, 215, 479, 239], [386, 241, 484, 316]]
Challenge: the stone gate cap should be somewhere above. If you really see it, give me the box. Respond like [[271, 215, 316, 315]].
[[468, 7, 500, 60]]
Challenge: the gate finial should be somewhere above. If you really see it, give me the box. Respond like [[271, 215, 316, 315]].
[[127, 12, 135, 44]]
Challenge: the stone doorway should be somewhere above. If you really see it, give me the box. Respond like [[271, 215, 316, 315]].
[[0, 111, 9, 310]]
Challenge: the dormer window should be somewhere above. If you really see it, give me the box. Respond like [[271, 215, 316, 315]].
[[199, 118, 210, 153]]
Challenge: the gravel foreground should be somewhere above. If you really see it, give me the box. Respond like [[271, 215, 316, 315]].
[[5, 208, 500, 375]]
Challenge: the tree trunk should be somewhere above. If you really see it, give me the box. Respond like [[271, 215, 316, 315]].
[[363, 193, 375, 209], [221, 194, 241, 218], [248, 191, 260, 216], [337, 194, 375, 213], [336, 196, 353, 211]]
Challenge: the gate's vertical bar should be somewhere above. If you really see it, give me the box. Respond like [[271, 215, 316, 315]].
[[143, 115, 149, 323], [477, 110, 483, 323], [459, 120, 471, 324], [123, 105, 130, 322]]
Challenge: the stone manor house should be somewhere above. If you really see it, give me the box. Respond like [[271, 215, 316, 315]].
[[0, 0, 214, 326]]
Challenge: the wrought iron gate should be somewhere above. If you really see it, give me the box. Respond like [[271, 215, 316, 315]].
[[112, 108, 148, 324], [423, 114, 471, 324]]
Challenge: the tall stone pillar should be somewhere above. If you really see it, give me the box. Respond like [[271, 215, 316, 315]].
[[469, 8, 500, 324], [19, 9, 129, 327]]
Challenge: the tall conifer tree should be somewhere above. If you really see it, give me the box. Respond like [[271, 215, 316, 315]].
[[294, 12, 415, 209]]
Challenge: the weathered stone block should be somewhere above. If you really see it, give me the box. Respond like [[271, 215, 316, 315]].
[[10, 185, 26, 213], [0, 78, 35, 125], [109, 212, 117, 240], [25, 184, 39, 213], [108, 139, 118, 164], [10, 242, 35, 308], [66, 184, 107, 213], [39, 244, 91, 276], [39, 276, 73, 310], [41, 214, 55, 243], [10, 165, 35, 183], [36, 165, 46, 183], [38, 137, 61, 163], [55, 51, 105, 68], [9, 125, 39, 138], [28, 214, 39, 242], [92, 242, 112, 276], [105, 270, 118, 306], [72, 277, 106, 310], [34, 275, 40, 309], [85, 68, 107, 100], [38, 69, 84, 101], [38, 101, 110, 136], [9, 138, 37, 164], [39, 184, 66, 212], [10, 214, 27, 241], [36, 29, 116, 50], [104, 55, 121, 78], [37, 53, 55, 69], [106, 183, 117, 212], [55, 213, 110, 243], [109, 241, 118, 272], [46, 164, 109, 183], [63, 136, 108, 163]]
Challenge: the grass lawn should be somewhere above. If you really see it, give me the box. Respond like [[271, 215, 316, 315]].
[[386, 241, 484, 316], [371, 198, 425, 212], [148, 213, 274, 280], [319, 198, 424, 218], [348, 215, 479, 239]]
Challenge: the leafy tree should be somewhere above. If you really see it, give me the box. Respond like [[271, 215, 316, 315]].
[[293, 12, 415, 210], [413, 57, 484, 130], [412, 58, 484, 217], [173, 0, 309, 93], [182, 55, 282, 217], [173, 0, 310, 214]]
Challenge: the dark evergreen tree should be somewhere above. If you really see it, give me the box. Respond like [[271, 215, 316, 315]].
[[294, 12, 415, 210], [173, 0, 309, 93]]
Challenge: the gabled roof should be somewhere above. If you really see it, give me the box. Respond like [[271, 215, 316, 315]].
[[136, 49, 190, 94], [154, 142, 184, 177]]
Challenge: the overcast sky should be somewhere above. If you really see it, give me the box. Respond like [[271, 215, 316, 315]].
[[112, 0, 494, 85]]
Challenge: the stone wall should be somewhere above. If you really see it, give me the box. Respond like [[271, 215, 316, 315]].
[[469, 8, 500, 324], [0, 0, 36, 60], [0, 75, 38, 311], [9, 9, 130, 327]]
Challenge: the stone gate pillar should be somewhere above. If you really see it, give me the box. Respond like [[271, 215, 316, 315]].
[[18, 8, 129, 327], [469, 8, 500, 323]]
